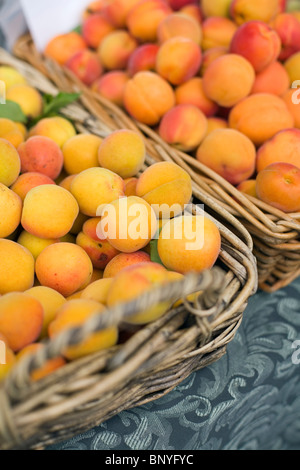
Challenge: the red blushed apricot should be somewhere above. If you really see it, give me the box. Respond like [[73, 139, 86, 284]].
[[103, 251, 151, 278], [156, 37, 202, 86], [179, 4, 203, 23], [230, 21, 281, 73], [256, 128, 300, 173], [229, 93, 294, 146], [82, 1, 106, 19], [201, 17, 237, 51], [101, 0, 141, 27], [45, 32, 87, 65], [166, 0, 198, 10], [127, 44, 160, 76], [271, 13, 300, 61], [251, 61, 289, 96], [11, 172, 56, 201], [65, 49, 103, 86], [92, 71, 129, 107], [158, 104, 208, 152], [126, 0, 172, 42], [98, 30, 138, 70], [256, 163, 300, 213], [18, 136, 64, 180], [123, 71, 176, 126], [82, 13, 115, 49], [196, 128, 256, 186], [76, 231, 120, 270], [0, 293, 44, 352], [157, 12, 202, 45], [175, 77, 219, 117], [202, 54, 255, 108], [237, 179, 257, 198]]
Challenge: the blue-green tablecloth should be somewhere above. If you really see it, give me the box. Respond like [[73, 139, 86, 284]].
[[48, 277, 300, 451]]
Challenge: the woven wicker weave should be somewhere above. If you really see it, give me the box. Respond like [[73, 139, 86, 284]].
[[0, 48, 257, 450], [13, 34, 300, 293]]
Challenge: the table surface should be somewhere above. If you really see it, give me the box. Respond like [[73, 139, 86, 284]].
[[47, 277, 300, 451]]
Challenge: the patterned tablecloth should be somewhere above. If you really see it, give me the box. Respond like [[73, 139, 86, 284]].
[[48, 277, 300, 451]]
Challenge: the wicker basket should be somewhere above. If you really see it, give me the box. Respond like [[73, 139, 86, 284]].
[[0, 48, 257, 450], [13, 33, 300, 293]]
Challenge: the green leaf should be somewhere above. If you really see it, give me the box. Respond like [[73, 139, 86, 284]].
[[42, 92, 81, 117], [0, 100, 27, 123], [150, 229, 165, 267]]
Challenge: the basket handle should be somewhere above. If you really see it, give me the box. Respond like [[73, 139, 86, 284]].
[[3, 267, 226, 397]]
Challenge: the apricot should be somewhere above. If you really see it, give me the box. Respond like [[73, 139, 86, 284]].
[[156, 37, 202, 86], [136, 161, 193, 218], [230, 0, 285, 25], [256, 129, 300, 173], [26, 286, 66, 339], [0, 333, 16, 382], [0, 240, 35, 294], [0, 119, 24, 148], [99, 196, 158, 253], [82, 217, 103, 241], [82, 14, 115, 49], [98, 129, 146, 179], [159, 104, 207, 152], [126, 0, 172, 42], [98, 30, 138, 70], [48, 299, 118, 360], [158, 215, 221, 274], [284, 51, 300, 85], [179, 4, 203, 23], [0, 183, 22, 238], [0, 66, 27, 90], [82, 0, 106, 19], [22, 185, 79, 239], [65, 49, 103, 86], [70, 167, 125, 217], [229, 93, 294, 146], [62, 134, 102, 175], [123, 71, 176, 126], [201, 17, 237, 51], [6, 84, 43, 118], [92, 71, 129, 107], [256, 163, 300, 213], [127, 44, 160, 76], [175, 77, 218, 117], [167, 0, 198, 10], [204, 117, 228, 138], [106, 262, 171, 325], [124, 177, 138, 197], [102, 0, 142, 27], [36, 243, 93, 297], [196, 129, 256, 186], [18, 136, 64, 180], [29, 116, 77, 149], [81, 278, 114, 304], [251, 61, 290, 96], [76, 231, 120, 270], [0, 293, 43, 352], [271, 13, 300, 61], [0, 138, 21, 186], [45, 32, 87, 65], [103, 251, 152, 278], [17, 343, 66, 382], [157, 12, 202, 44], [17, 231, 58, 260], [201, 0, 231, 17], [282, 89, 300, 128], [237, 179, 257, 198], [11, 172, 55, 201], [202, 54, 255, 108], [200, 46, 228, 76], [229, 21, 281, 73]]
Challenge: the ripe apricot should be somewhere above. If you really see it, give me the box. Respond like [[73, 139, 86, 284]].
[[0, 240, 35, 294], [0, 119, 24, 148], [29, 117, 77, 149], [6, 85, 43, 118], [62, 134, 102, 175], [0, 138, 21, 187], [0, 183, 22, 238], [45, 32, 87, 65], [103, 251, 152, 278]]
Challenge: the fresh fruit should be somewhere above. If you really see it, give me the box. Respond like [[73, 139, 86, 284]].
[[0, 240, 35, 294], [0, 138, 21, 186], [18, 136, 64, 180], [0, 184, 22, 238], [62, 133, 102, 175]]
